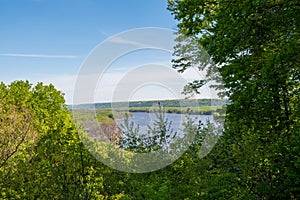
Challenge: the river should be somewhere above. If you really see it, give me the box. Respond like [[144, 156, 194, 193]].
[[116, 112, 214, 135]]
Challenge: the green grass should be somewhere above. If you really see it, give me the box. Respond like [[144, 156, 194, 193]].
[[72, 109, 126, 126]]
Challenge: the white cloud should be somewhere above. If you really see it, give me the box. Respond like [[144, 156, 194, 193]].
[[109, 36, 148, 48], [0, 53, 80, 59]]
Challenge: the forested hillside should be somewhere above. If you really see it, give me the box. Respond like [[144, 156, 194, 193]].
[[71, 99, 226, 110]]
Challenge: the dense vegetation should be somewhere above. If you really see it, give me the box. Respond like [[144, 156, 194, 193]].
[[1, 0, 299, 199], [168, 0, 300, 199], [0, 81, 223, 199]]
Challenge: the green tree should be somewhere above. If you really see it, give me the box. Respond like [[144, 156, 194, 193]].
[[0, 81, 107, 199], [168, 0, 300, 199]]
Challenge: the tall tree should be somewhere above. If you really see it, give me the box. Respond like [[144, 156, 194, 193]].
[[168, 0, 300, 199]]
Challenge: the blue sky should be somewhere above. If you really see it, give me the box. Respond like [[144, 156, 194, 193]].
[[0, 0, 219, 104]]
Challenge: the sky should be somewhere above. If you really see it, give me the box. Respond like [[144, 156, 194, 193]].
[[0, 0, 219, 104]]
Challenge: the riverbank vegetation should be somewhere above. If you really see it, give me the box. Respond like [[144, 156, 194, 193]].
[[129, 106, 219, 115]]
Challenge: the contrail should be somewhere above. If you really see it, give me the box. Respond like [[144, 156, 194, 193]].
[[0, 53, 79, 59]]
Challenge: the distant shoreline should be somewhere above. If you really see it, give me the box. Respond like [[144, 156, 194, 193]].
[[126, 107, 216, 115], [69, 98, 228, 111]]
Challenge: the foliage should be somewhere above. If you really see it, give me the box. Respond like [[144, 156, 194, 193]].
[[0, 80, 257, 199], [1, 1, 299, 198], [168, 0, 300, 199], [0, 81, 107, 199]]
